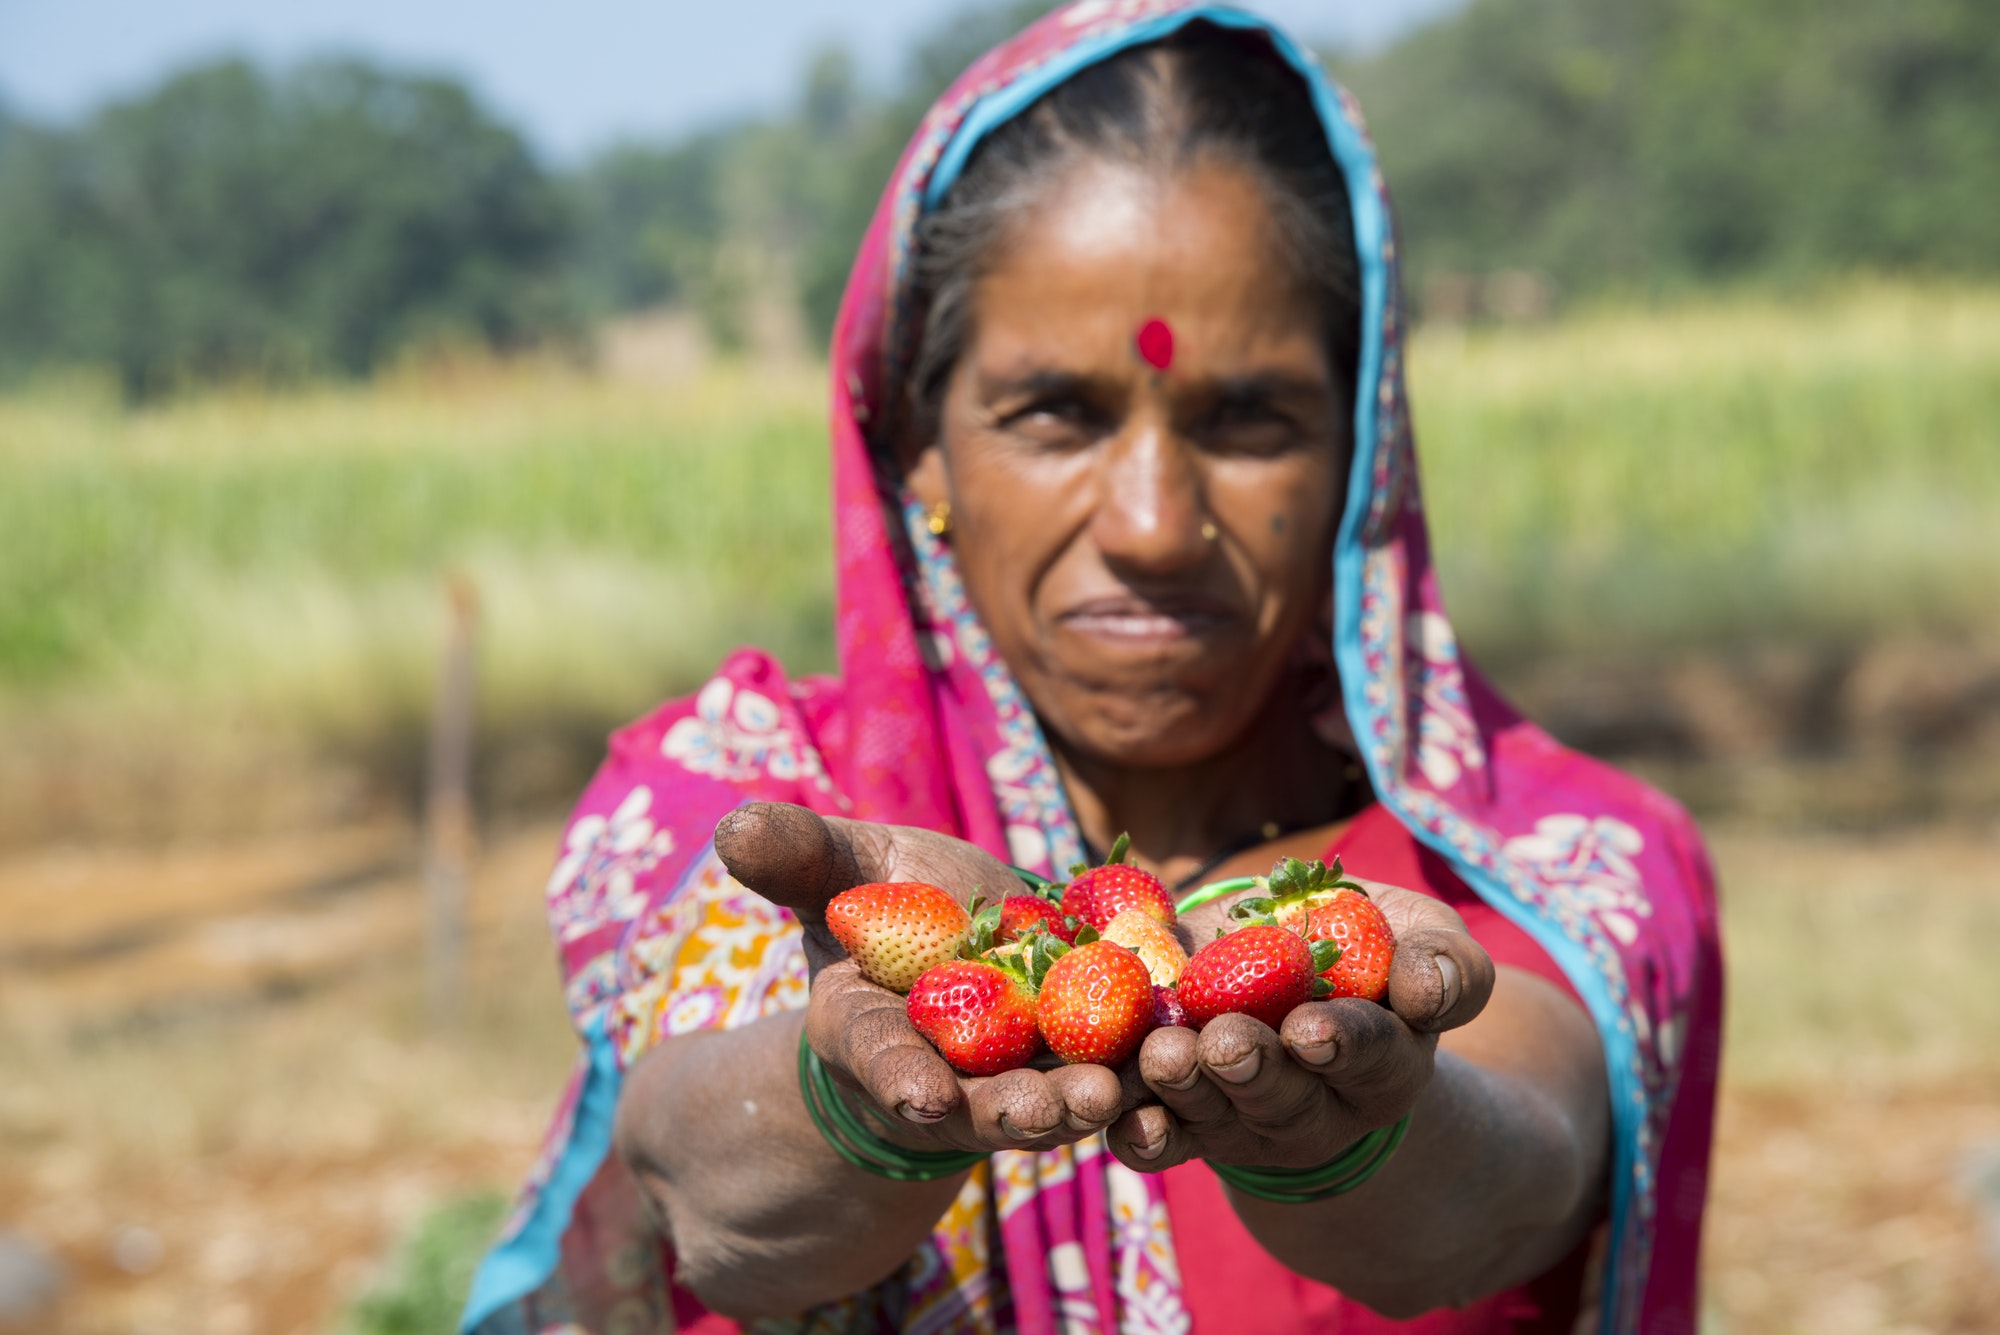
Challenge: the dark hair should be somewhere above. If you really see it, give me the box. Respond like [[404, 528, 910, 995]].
[[905, 23, 1362, 438]]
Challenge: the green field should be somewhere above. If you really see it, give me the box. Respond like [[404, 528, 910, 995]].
[[4, 283, 1996, 774]]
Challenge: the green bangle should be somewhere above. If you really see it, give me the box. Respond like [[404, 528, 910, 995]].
[[1208, 1115, 1411, 1203], [797, 1035, 986, 1182], [1174, 875, 1261, 917], [1008, 863, 1057, 895]]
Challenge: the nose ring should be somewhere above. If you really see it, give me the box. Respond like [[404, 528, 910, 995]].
[[1200, 521, 1219, 543]]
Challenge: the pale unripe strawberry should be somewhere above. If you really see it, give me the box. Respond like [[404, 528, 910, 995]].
[[825, 881, 970, 993], [1101, 909, 1188, 986]]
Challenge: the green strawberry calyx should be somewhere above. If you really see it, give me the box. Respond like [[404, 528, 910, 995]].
[[1229, 856, 1366, 924], [1225, 857, 1355, 994], [1067, 831, 1133, 880], [973, 923, 1104, 990]]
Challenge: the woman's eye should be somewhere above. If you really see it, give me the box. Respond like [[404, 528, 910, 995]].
[[1200, 401, 1301, 453], [1002, 397, 1105, 442]]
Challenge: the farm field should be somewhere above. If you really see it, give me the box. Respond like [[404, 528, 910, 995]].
[[2, 284, 1997, 1332], [4, 822, 1995, 1334], [4, 282, 1998, 846]]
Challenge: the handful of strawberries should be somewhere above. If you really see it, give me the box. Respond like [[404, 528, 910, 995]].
[[823, 837, 1398, 1077]]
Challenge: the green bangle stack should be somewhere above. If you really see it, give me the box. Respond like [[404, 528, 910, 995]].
[[1207, 1114, 1411, 1203], [797, 1035, 987, 1182]]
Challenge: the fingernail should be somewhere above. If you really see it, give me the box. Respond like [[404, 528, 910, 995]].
[[1208, 1050, 1261, 1084], [998, 1115, 1051, 1141], [899, 1102, 946, 1124], [1158, 1068, 1202, 1092], [1290, 1040, 1336, 1066], [1435, 954, 1461, 1014], [1132, 1134, 1165, 1161]]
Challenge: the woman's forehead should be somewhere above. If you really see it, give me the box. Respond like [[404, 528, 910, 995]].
[[966, 159, 1323, 374]]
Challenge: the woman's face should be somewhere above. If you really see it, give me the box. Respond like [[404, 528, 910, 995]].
[[911, 157, 1350, 770]]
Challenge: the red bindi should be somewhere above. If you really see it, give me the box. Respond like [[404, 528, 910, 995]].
[[1135, 317, 1174, 371]]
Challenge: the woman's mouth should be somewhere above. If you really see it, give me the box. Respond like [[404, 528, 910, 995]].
[[1055, 594, 1239, 645]]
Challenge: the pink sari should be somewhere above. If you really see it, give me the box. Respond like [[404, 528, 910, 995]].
[[462, 5, 1722, 1333]]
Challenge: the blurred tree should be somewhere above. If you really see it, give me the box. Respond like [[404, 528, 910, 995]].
[[0, 58, 575, 393], [1341, 0, 2000, 302], [567, 1, 1058, 348], [6, 0, 1998, 387], [568, 136, 727, 314]]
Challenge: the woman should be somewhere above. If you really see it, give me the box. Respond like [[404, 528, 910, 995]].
[[463, 5, 1721, 1333]]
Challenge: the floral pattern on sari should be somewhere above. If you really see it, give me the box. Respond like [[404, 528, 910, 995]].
[[466, 5, 1720, 1334]]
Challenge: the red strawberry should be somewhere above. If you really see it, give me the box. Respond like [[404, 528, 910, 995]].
[[1177, 924, 1336, 1030], [1101, 909, 1188, 986], [1296, 892, 1396, 1002], [1152, 984, 1190, 1029], [1242, 856, 1365, 930], [1228, 856, 1395, 1003], [998, 893, 1080, 945], [825, 881, 970, 993], [1036, 940, 1156, 1065], [906, 960, 1042, 1076], [1062, 833, 1174, 931]]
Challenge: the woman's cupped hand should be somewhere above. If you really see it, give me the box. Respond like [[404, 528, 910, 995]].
[[1104, 882, 1494, 1175], [715, 802, 1494, 1173], [716, 801, 1141, 1156]]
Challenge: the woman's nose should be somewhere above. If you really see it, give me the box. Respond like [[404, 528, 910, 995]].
[[1088, 421, 1211, 575]]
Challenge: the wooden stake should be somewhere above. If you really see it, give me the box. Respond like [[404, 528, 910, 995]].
[[425, 573, 479, 1029]]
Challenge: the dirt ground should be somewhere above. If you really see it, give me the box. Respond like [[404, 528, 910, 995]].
[[2, 818, 1996, 1334]]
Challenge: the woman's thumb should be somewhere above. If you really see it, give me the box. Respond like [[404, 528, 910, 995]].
[[713, 801, 869, 928]]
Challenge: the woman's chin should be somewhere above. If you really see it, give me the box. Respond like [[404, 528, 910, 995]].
[[1045, 683, 1259, 771]]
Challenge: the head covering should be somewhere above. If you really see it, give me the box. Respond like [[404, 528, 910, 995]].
[[462, 5, 1722, 1333]]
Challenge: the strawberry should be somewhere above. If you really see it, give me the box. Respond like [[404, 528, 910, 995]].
[[1152, 984, 1190, 1029], [1036, 940, 1157, 1065], [1177, 924, 1338, 1030], [1062, 833, 1175, 931], [1101, 909, 1188, 986], [825, 881, 970, 993], [906, 959, 1042, 1076], [1296, 893, 1396, 1002], [998, 893, 1080, 945], [1228, 856, 1394, 1002], [1235, 856, 1365, 930]]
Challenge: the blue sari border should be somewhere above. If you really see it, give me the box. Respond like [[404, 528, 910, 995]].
[[459, 1011, 624, 1333]]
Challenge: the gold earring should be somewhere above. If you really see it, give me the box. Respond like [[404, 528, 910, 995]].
[[926, 498, 953, 537], [1200, 520, 1219, 543]]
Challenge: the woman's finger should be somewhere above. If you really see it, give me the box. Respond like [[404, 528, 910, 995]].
[[1385, 925, 1494, 1034], [808, 961, 963, 1124], [1136, 1024, 1238, 1132], [714, 801, 871, 934], [1191, 1012, 1343, 1146], [1105, 1103, 1192, 1173], [962, 1063, 1124, 1149], [1279, 997, 1436, 1120], [716, 802, 1021, 934]]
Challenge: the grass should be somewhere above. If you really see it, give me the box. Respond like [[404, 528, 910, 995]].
[[0, 357, 832, 717], [1412, 281, 2000, 660], [338, 1191, 509, 1335], [1, 282, 1995, 814]]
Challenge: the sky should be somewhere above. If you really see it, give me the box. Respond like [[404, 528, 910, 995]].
[[0, 0, 1465, 160]]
